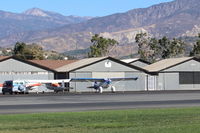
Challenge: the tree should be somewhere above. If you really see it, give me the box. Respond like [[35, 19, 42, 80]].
[[190, 33, 200, 56], [88, 34, 118, 57], [27, 44, 44, 60], [13, 42, 27, 59], [135, 33, 155, 62], [157, 37, 185, 59], [169, 38, 185, 58], [13, 42, 44, 60], [135, 34, 186, 62], [149, 37, 159, 62], [158, 36, 170, 59]]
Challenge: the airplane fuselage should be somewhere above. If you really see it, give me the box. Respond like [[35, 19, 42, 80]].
[[92, 79, 112, 90]]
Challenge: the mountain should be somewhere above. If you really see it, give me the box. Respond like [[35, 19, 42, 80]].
[[0, 8, 91, 39], [51, 0, 200, 37], [0, 0, 200, 57], [23, 8, 92, 24]]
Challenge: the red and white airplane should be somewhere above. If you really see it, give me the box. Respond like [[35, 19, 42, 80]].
[[1, 79, 71, 94]]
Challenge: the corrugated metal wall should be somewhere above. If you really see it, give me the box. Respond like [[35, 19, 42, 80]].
[[69, 59, 146, 92], [157, 60, 200, 90], [0, 59, 54, 83]]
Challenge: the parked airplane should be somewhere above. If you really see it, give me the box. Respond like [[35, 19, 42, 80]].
[[70, 77, 138, 93], [1, 77, 138, 94], [2, 79, 71, 94]]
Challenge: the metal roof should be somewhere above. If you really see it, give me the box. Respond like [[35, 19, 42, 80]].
[[0, 56, 147, 73], [56, 57, 107, 72], [143, 57, 194, 72], [56, 56, 147, 72], [29, 60, 77, 70], [0, 56, 10, 61], [121, 58, 151, 65], [121, 58, 139, 63], [0, 56, 57, 72]]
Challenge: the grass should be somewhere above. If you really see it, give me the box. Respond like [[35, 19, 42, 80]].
[[0, 107, 200, 133]]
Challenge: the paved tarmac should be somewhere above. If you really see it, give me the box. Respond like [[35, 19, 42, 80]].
[[0, 91, 200, 114]]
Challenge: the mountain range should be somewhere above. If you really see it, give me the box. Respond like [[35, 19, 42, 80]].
[[0, 8, 91, 39], [0, 0, 200, 57]]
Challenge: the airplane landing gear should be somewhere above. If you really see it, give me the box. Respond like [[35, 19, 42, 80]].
[[111, 86, 116, 93], [99, 87, 103, 93]]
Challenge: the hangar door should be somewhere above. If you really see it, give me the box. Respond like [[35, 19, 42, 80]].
[[179, 72, 200, 84], [179, 72, 200, 89]]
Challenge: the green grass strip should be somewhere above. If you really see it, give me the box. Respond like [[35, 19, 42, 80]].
[[0, 107, 200, 133]]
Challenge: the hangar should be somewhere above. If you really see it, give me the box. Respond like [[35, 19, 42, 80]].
[[56, 57, 147, 92], [0, 56, 147, 93], [144, 57, 200, 91], [0, 56, 56, 83], [29, 59, 77, 79], [121, 58, 151, 68], [0, 56, 77, 93]]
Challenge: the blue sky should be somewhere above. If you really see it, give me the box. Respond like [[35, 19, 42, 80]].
[[0, 0, 173, 16]]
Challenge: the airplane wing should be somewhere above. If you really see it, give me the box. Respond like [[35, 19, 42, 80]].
[[70, 78, 105, 82], [24, 79, 71, 92], [110, 77, 138, 81], [24, 79, 70, 90], [25, 79, 71, 84], [70, 77, 138, 82]]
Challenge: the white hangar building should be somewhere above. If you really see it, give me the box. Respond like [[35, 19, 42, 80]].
[[56, 57, 147, 92], [144, 57, 200, 91]]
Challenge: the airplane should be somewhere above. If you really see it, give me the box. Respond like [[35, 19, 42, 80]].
[[1, 79, 71, 95], [1, 77, 138, 94], [70, 77, 138, 93]]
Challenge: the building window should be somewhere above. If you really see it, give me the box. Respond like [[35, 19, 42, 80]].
[[179, 72, 200, 84]]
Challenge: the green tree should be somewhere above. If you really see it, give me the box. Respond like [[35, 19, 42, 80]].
[[169, 38, 185, 58], [27, 44, 44, 60], [190, 33, 200, 56], [135, 33, 155, 62], [13, 42, 44, 60], [13, 42, 27, 59], [135, 34, 185, 62], [158, 36, 171, 59], [149, 37, 159, 62], [88, 34, 118, 57], [157, 37, 185, 59]]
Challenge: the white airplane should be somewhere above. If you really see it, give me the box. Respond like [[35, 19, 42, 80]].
[[70, 77, 138, 93], [1, 79, 71, 94]]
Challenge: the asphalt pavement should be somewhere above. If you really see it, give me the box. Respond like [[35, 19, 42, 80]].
[[0, 91, 200, 114]]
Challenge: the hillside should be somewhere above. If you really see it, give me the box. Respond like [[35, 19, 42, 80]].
[[0, 0, 200, 57], [0, 8, 91, 39]]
